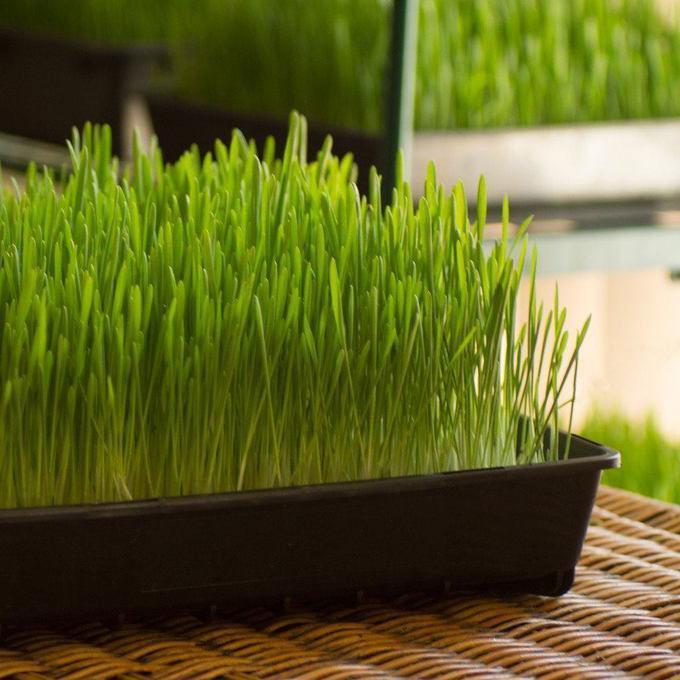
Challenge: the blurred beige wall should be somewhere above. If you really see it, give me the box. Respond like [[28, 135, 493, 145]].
[[525, 269, 680, 436], [657, 0, 680, 23]]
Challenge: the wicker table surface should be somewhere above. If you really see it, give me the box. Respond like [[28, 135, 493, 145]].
[[1, 485, 678, 679]]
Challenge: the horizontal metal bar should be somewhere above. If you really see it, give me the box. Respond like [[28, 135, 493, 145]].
[[0, 132, 70, 171], [412, 120, 680, 206], [485, 225, 680, 275]]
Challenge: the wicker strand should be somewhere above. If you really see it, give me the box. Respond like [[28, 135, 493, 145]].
[[596, 487, 680, 533]]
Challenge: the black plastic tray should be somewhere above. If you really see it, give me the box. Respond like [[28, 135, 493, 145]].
[[0, 432, 618, 624], [147, 94, 384, 193], [0, 29, 165, 155]]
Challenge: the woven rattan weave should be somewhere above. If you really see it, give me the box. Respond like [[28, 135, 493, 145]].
[[0, 485, 678, 679]]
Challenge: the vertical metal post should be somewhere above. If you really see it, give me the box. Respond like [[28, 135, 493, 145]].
[[384, 0, 418, 199]]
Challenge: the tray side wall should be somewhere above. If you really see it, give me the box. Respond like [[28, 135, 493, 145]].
[[147, 96, 384, 194], [0, 461, 603, 623], [413, 120, 680, 205], [0, 32, 155, 154]]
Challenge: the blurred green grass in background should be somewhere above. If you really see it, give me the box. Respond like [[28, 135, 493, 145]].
[[2, 0, 680, 131], [582, 411, 680, 504]]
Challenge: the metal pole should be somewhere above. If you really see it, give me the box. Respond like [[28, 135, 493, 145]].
[[383, 0, 418, 200]]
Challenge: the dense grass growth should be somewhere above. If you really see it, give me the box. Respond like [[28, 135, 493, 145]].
[[416, 0, 680, 129], [180, 0, 680, 131], [582, 411, 680, 504], [172, 0, 389, 133], [2, 0, 679, 131], [0, 0, 171, 45], [0, 117, 585, 508], [170, 0, 680, 130]]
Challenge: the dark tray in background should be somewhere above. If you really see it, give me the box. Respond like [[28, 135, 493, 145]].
[[148, 94, 384, 193], [0, 433, 618, 624], [0, 29, 165, 156]]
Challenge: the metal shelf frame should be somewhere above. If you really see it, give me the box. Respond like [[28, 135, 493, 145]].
[[384, 0, 418, 196], [383, 0, 680, 275]]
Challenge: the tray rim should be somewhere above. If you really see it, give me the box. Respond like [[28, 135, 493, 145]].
[[0, 433, 619, 521]]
